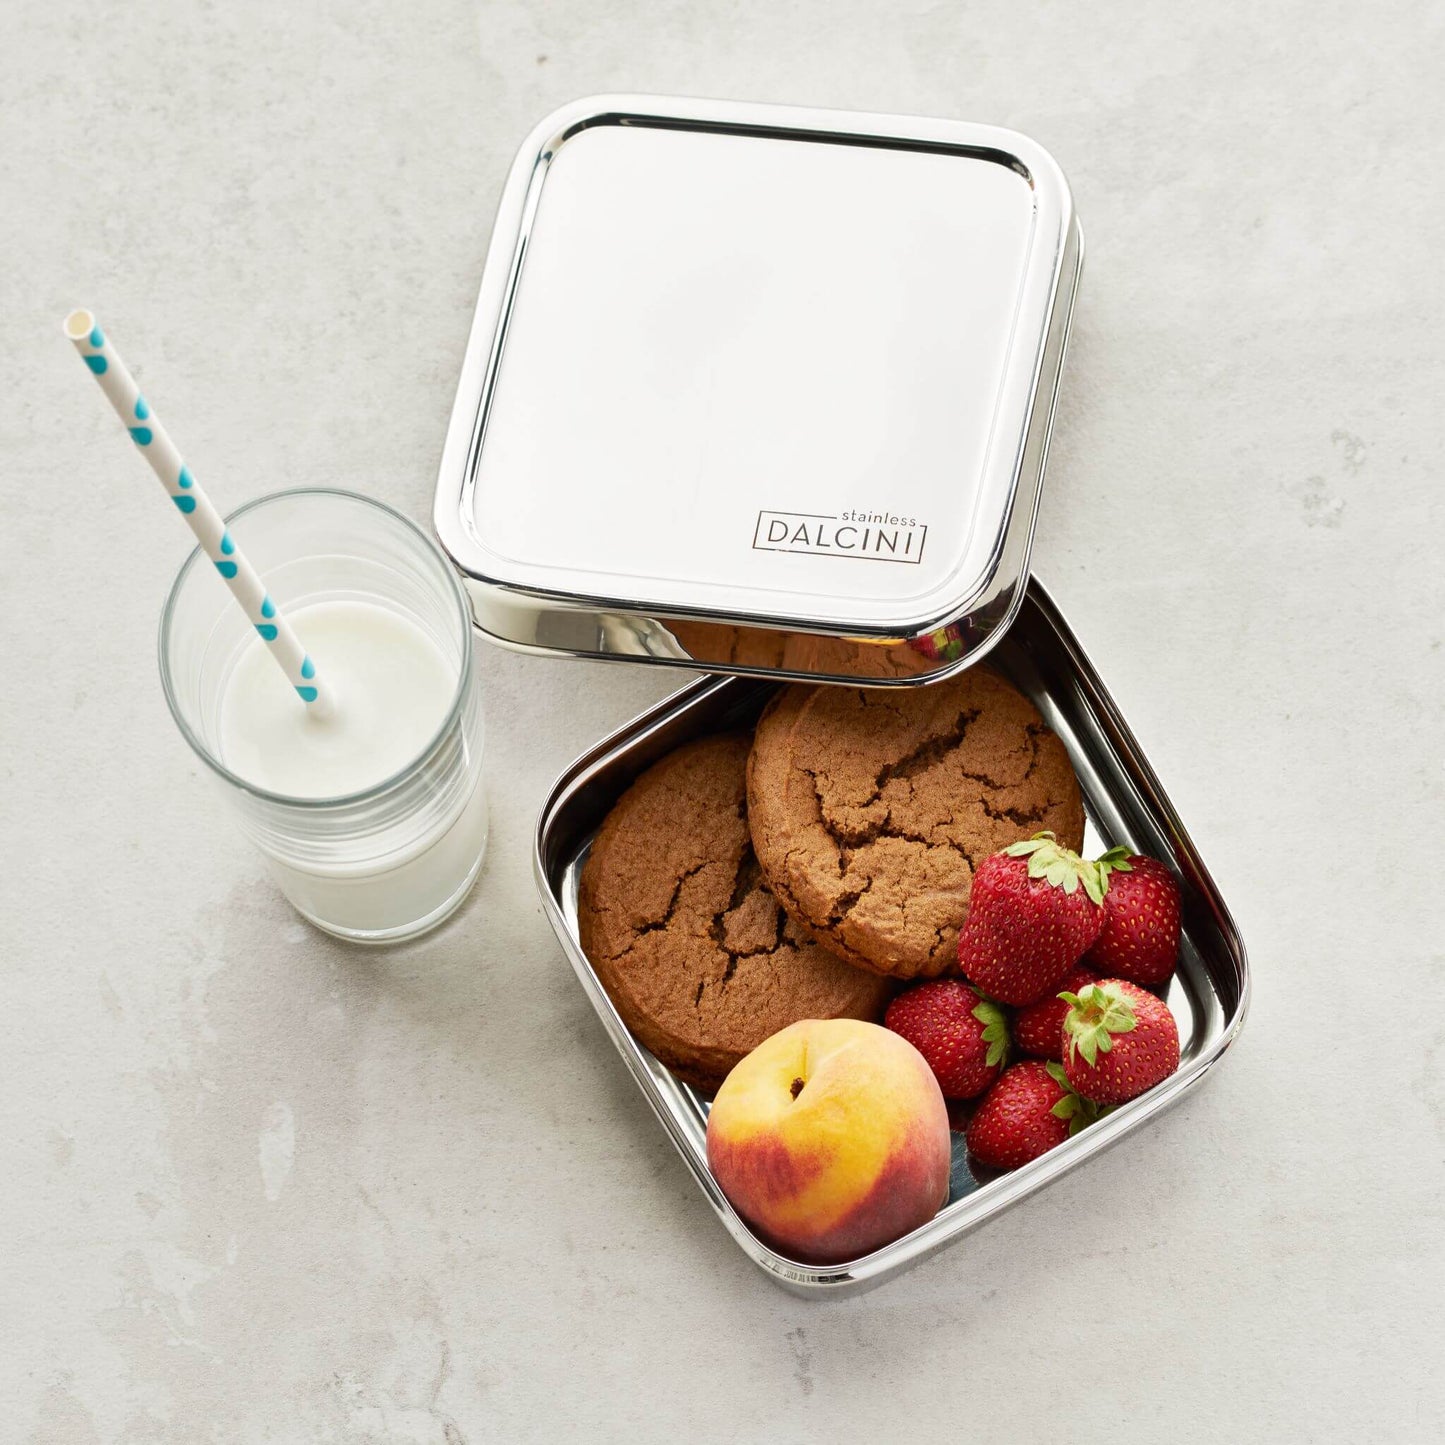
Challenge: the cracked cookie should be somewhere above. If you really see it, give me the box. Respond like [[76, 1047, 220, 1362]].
[[746, 670, 1085, 981], [578, 734, 892, 1090]]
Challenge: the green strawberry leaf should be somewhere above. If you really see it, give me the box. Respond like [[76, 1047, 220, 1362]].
[[1012, 834, 1104, 900], [1045, 1065, 1112, 1136], [1024, 851, 1052, 880], [1062, 983, 1137, 1069], [970, 993, 1011, 1069], [1092, 847, 1134, 898]]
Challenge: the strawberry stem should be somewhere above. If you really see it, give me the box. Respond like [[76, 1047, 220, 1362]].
[[1093, 846, 1134, 894], [1061, 983, 1138, 1068], [1045, 1060, 1113, 1136], [1002, 833, 1106, 904]]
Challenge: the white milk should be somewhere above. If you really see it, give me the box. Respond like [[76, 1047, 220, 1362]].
[[218, 599, 487, 937]]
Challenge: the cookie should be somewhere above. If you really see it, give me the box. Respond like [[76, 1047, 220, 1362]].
[[578, 734, 891, 1090], [746, 669, 1085, 981]]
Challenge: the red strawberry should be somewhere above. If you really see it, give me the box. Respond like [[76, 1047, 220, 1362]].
[[957, 833, 1105, 1005], [965, 1060, 1109, 1171], [1060, 979, 1180, 1104], [885, 980, 1009, 1099], [1084, 850, 1182, 988], [1013, 964, 1097, 1060]]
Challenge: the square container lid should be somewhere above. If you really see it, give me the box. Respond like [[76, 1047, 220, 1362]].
[[434, 95, 1082, 685]]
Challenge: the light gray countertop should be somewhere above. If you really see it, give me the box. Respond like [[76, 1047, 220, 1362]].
[[3, 2, 1441, 1440]]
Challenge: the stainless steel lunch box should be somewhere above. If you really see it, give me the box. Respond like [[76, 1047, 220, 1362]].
[[438, 96, 1249, 1293], [534, 583, 1249, 1294]]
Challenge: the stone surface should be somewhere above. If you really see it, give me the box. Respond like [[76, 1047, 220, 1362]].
[[2, 1, 1442, 1440]]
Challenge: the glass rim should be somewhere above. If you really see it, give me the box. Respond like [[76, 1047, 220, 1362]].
[[158, 486, 475, 809]]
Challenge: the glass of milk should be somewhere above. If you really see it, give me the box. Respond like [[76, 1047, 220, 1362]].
[[159, 488, 488, 943]]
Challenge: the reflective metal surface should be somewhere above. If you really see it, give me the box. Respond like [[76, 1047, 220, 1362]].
[[438, 96, 1082, 683], [534, 579, 1250, 1295]]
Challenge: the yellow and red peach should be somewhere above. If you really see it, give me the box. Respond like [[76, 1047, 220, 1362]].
[[705, 1018, 951, 1264]]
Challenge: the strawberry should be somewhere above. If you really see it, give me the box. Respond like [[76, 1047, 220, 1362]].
[[1060, 979, 1180, 1104], [1013, 964, 1097, 1060], [885, 980, 1009, 1099], [965, 1060, 1109, 1171], [1084, 849, 1181, 988], [957, 833, 1105, 1005]]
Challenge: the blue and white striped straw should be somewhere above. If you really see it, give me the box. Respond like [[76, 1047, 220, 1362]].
[[64, 309, 331, 715]]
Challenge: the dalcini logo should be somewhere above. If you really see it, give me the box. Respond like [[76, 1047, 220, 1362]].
[[752, 509, 928, 565]]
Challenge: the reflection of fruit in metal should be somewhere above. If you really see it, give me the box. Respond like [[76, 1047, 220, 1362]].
[[910, 624, 966, 663], [705, 1019, 951, 1264]]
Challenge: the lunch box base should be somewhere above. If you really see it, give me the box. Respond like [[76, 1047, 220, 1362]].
[[534, 579, 1249, 1295]]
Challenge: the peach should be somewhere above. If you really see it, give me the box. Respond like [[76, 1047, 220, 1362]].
[[705, 1018, 951, 1264]]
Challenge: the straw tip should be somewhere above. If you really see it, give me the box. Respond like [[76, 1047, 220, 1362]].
[[63, 309, 96, 341]]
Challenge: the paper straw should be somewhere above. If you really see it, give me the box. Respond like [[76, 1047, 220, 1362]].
[[64, 310, 331, 716]]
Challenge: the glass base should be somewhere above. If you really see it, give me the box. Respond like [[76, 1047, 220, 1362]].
[[289, 836, 488, 945]]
